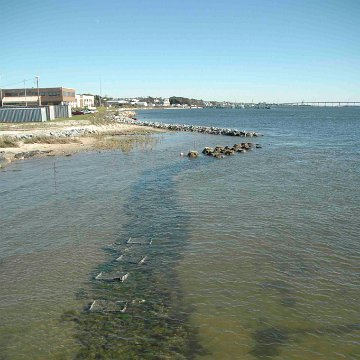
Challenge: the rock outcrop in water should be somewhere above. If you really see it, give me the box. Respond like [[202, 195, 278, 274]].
[[199, 143, 260, 159], [187, 150, 199, 158], [110, 115, 261, 137]]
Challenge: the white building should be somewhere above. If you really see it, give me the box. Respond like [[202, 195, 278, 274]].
[[73, 94, 95, 108], [106, 99, 130, 107], [163, 98, 170, 107]]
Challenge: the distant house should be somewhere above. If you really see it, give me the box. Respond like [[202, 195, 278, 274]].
[[136, 101, 148, 107], [105, 99, 130, 107], [73, 94, 95, 108], [162, 98, 170, 107]]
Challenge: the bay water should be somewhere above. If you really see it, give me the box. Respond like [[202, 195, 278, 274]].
[[0, 107, 359, 359]]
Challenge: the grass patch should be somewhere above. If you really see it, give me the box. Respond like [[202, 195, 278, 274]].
[[0, 136, 19, 148], [93, 134, 157, 152], [52, 108, 110, 124], [51, 114, 93, 122], [23, 136, 81, 144]]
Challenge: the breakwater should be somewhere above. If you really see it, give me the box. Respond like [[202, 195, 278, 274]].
[[187, 142, 262, 158], [111, 113, 261, 137]]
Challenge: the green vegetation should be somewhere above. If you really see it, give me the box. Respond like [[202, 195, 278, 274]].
[[169, 96, 205, 107], [69, 108, 118, 126], [53, 108, 108, 123], [62, 256, 205, 360], [61, 165, 207, 359], [22, 136, 80, 144], [0, 136, 19, 148], [93, 135, 157, 152]]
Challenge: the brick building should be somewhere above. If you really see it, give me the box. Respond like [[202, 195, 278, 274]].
[[1, 87, 75, 106]]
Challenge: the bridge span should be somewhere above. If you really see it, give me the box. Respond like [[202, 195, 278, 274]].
[[278, 101, 360, 107]]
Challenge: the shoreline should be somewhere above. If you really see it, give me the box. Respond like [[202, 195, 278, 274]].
[[0, 110, 164, 168], [0, 108, 261, 168]]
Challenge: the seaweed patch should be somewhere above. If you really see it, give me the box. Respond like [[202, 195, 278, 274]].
[[250, 327, 289, 358], [62, 160, 207, 359]]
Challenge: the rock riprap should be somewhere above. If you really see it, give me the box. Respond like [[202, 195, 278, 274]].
[[111, 115, 261, 137], [200, 143, 261, 159], [14, 150, 52, 159], [187, 150, 199, 158]]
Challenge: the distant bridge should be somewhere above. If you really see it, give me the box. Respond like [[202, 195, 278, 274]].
[[278, 101, 360, 107]]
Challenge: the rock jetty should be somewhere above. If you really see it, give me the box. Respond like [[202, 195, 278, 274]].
[[110, 115, 261, 137]]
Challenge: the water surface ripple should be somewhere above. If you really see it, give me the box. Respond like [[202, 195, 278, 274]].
[[0, 107, 359, 359]]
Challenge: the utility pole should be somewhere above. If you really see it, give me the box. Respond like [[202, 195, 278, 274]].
[[0, 75, 2, 108], [24, 79, 27, 107], [35, 76, 40, 106]]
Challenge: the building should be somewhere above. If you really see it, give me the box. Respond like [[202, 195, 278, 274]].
[[1, 87, 75, 106], [135, 101, 148, 107], [105, 99, 130, 107], [73, 94, 95, 108], [163, 98, 170, 107], [2, 96, 40, 107]]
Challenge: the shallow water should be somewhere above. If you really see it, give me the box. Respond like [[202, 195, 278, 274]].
[[0, 107, 359, 359]]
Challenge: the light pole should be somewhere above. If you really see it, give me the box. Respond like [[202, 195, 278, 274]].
[[35, 76, 40, 106], [24, 79, 27, 107]]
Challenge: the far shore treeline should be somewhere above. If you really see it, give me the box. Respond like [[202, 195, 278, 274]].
[[169, 96, 205, 107]]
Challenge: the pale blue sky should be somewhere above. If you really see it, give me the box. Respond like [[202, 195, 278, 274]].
[[1, 0, 359, 102]]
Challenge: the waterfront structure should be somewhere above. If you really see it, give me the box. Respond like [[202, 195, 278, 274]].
[[0, 105, 72, 123], [1, 87, 75, 106], [73, 94, 95, 108]]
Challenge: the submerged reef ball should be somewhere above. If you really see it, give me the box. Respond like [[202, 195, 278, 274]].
[[199, 143, 261, 159], [202, 147, 214, 155], [187, 150, 199, 158]]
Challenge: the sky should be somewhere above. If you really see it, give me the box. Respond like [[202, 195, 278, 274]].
[[1, 0, 359, 102]]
